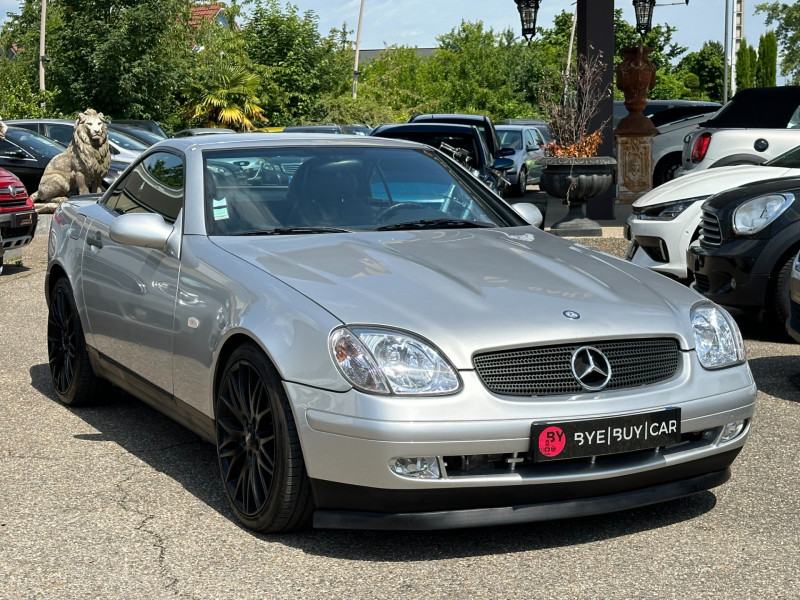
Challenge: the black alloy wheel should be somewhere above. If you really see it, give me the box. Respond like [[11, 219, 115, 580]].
[[215, 343, 313, 532], [772, 253, 795, 333], [47, 278, 101, 405]]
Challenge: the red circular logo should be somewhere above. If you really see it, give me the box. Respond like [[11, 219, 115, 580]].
[[538, 426, 566, 458]]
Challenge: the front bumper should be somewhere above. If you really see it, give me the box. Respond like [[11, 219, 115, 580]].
[[686, 239, 770, 309], [625, 203, 702, 280], [0, 209, 38, 251], [287, 357, 756, 529]]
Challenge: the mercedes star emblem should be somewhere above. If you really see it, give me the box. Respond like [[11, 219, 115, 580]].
[[570, 346, 612, 391]]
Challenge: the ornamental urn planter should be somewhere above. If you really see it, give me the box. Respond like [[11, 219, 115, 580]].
[[615, 44, 657, 134], [538, 156, 617, 237]]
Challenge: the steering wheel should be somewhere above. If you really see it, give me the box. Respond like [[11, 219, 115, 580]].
[[375, 202, 431, 223]]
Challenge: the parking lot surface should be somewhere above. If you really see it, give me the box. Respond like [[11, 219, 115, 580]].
[[1, 217, 798, 599]]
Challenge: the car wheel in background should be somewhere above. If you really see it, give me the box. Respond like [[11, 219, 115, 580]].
[[514, 167, 528, 197], [653, 154, 682, 187], [215, 342, 313, 532], [46, 278, 103, 406], [772, 254, 795, 331]]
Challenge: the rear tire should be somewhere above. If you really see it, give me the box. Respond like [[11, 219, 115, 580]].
[[653, 154, 681, 187], [47, 277, 102, 406], [215, 343, 313, 532], [513, 167, 528, 197]]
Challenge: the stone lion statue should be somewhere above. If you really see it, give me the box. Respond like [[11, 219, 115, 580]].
[[32, 109, 111, 211]]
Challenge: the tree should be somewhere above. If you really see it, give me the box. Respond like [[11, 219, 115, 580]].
[[677, 41, 727, 102], [755, 31, 778, 87], [45, 0, 194, 124], [736, 39, 755, 90], [185, 64, 265, 130], [755, 2, 800, 83]]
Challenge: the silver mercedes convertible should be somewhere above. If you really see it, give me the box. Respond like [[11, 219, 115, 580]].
[[45, 134, 756, 532]]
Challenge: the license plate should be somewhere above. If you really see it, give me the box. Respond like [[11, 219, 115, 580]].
[[531, 408, 681, 462], [13, 212, 34, 227]]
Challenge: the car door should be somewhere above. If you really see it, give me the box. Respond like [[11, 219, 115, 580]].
[[80, 151, 184, 394]]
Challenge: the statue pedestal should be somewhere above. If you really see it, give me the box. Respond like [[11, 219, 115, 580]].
[[614, 132, 656, 205]]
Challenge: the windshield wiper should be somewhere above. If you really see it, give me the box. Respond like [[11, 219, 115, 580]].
[[374, 219, 496, 231], [239, 226, 352, 236]]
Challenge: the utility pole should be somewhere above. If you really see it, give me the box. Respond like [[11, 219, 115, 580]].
[[723, 0, 730, 103], [352, 0, 365, 99], [39, 0, 47, 92]]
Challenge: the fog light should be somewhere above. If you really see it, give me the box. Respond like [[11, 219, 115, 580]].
[[720, 420, 745, 442], [390, 457, 441, 479]]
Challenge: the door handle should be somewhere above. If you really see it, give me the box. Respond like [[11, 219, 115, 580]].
[[86, 231, 103, 249]]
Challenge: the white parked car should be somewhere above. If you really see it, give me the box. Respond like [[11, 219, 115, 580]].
[[626, 144, 800, 280], [679, 87, 800, 177]]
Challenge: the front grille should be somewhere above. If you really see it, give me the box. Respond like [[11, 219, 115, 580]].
[[693, 273, 711, 293], [699, 209, 722, 247], [0, 197, 30, 209], [473, 338, 680, 396]]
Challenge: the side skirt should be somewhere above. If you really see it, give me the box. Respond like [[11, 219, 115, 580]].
[[87, 346, 216, 443]]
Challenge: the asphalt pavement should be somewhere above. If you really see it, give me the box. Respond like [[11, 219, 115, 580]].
[[1, 213, 798, 600]]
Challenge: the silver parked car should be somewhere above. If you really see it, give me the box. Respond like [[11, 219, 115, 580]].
[[496, 125, 546, 196], [45, 134, 756, 532]]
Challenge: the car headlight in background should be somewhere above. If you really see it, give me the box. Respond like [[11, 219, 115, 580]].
[[691, 304, 746, 369], [732, 193, 794, 234], [330, 327, 461, 395], [637, 197, 705, 221]]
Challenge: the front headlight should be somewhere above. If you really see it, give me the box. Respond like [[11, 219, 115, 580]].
[[691, 304, 745, 369], [732, 193, 794, 234], [329, 327, 461, 395], [638, 197, 705, 221]]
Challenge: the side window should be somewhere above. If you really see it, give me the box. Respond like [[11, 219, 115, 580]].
[[103, 152, 184, 222], [48, 125, 74, 146]]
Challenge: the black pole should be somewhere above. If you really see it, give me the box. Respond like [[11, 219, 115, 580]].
[[577, 0, 615, 220]]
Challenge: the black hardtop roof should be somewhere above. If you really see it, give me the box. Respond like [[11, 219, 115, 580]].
[[702, 86, 800, 129]]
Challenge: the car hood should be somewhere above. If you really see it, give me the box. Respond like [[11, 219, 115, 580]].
[[633, 165, 799, 208], [213, 229, 700, 368]]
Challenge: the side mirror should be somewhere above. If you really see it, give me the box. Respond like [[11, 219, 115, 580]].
[[109, 212, 174, 252], [512, 202, 544, 228], [499, 147, 516, 157], [492, 157, 514, 171]]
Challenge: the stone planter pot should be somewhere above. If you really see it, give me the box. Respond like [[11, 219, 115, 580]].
[[538, 156, 617, 237]]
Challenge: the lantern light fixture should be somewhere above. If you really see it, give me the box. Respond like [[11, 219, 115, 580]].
[[633, 0, 657, 37], [514, 0, 541, 42]]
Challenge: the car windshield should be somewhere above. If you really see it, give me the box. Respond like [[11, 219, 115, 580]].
[[107, 129, 149, 151], [498, 130, 523, 150], [764, 144, 800, 168], [203, 146, 518, 235], [4, 128, 65, 158]]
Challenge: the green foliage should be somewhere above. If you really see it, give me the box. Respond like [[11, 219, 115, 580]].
[[755, 2, 800, 83], [677, 41, 727, 102], [185, 63, 265, 130], [0, 57, 60, 118], [47, 0, 193, 123], [243, 0, 351, 124], [755, 31, 778, 87], [736, 39, 755, 90]]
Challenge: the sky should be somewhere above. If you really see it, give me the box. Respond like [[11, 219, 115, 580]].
[[0, 0, 775, 64]]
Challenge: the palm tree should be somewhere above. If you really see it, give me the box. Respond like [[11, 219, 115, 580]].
[[188, 64, 266, 131]]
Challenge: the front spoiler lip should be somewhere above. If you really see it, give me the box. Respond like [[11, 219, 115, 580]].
[[313, 468, 731, 530]]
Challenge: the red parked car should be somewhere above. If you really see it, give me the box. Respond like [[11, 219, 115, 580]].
[[0, 167, 37, 275]]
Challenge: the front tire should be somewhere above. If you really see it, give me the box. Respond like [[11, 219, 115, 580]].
[[215, 343, 313, 532], [47, 277, 102, 406], [771, 253, 794, 332]]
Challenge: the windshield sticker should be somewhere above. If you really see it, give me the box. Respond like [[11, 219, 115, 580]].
[[212, 197, 228, 220]]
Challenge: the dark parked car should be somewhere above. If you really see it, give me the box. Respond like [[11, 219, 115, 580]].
[[0, 127, 126, 194], [498, 118, 553, 146], [407, 113, 514, 162], [108, 123, 167, 147], [0, 127, 68, 192], [0, 166, 36, 274], [612, 99, 721, 130], [282, 125, 343, 134], [6, 118, 148, 162], [110, 119, 169, 138], [372, 122, 513, 195], [172, 128, 237, 138], [687, 175, 800, 330]]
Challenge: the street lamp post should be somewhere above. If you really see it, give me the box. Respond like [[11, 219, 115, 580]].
[[352, 0, 365, 99]]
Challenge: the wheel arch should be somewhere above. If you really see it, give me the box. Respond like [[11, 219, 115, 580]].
[[710, 154, 765, 168]]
